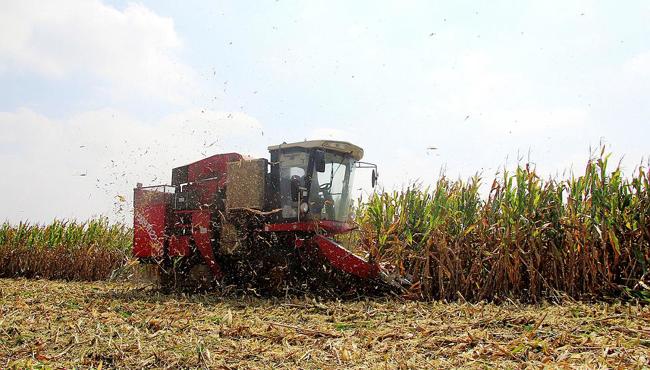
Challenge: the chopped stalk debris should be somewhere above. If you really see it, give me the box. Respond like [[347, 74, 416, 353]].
[[1, 279, 649, 369]]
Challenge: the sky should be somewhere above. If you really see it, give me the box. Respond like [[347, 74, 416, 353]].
[[1, 0, 649, 224]]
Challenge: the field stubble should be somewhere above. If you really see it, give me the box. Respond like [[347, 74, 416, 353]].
[[1, 278, 649, 369]]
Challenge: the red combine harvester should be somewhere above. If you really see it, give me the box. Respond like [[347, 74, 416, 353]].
[[133, 140, 394, 292]]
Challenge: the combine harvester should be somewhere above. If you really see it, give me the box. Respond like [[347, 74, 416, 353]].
[[133, 140, 401, 293]]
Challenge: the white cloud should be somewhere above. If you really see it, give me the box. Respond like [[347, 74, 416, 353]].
[[0, 0, 196, 104], [0, 108, 266, 224]]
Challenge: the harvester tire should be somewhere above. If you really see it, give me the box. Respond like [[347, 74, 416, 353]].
[[158, 263, 177, 294]]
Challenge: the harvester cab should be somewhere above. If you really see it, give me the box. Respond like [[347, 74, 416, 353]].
[[133, 140, 388, 292], [269, 140, 365, 223]]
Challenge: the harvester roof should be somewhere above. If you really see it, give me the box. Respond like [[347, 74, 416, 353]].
[[268, 140, 363, 161]]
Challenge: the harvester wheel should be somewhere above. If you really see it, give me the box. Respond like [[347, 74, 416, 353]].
[[159, 258, 215, 293], [158, 262, 179, 293]]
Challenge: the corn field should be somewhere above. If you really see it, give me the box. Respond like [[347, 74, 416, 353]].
[[356, 149, 650, 302], [1, 150, 648, 302], [0, 218, 131, 281]]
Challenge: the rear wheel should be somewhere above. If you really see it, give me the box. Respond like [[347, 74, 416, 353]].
[[158, 258, 185, 293], [159, 261, 216, 292], [158, 246, 216, 293]]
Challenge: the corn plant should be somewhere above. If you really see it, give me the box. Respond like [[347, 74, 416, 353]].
[[356, 149, 649, 302], [0, 218, 132, 281]]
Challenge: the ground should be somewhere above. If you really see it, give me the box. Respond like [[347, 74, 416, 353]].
[[1, 279, 649, 369]]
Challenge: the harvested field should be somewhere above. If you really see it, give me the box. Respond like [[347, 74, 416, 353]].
[[1, 278, 649, 369]]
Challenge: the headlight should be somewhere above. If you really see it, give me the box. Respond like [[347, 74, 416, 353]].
[[300, 202, 309, 213]]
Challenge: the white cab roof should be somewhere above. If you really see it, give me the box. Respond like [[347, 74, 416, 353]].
[[268, 140, 363, 161]]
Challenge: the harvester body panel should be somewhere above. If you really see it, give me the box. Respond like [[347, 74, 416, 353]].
[[133, 186, 173, 258]]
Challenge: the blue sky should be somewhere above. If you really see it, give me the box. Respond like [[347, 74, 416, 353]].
[[1, 0, 649, 223]]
